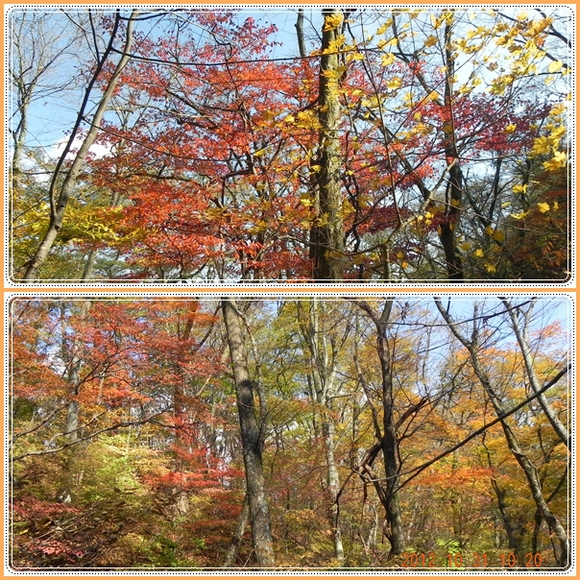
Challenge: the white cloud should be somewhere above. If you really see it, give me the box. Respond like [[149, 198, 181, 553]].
[[48, 135, 111, 162], [15, 135, 112, 184]]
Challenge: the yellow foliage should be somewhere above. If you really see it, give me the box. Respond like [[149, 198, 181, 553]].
[[531, 135, 557, 156], [424, 35, 438, 48], [386, 77, 402, 90], [376, 20, 392, 35], [424, 90, 440, 102], [493, 230, 505, 243], [412, 122, 430, 136], [381, 53, 396, 67], [441, 122, 453, 134], [321, 35, 346, 55], [431, 11, 454, 29], [252, 147, 268, 158], [550, 103, 567, 116], [489, 75, 513, 95], [527, 17, 553, 37], [548, 124, 566, 141], [543, 150, 567, 172], [361, 95, 382, 108], [323, 12, 344, 32], [537, 202, 550, 213], [259, 110, 279, 123], [320, 65, 347, 81], [295, 110, 322, 130], [548, 60, 563, 73]]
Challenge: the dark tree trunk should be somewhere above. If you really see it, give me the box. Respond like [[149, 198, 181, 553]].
[[295, 9, 307, 59], [311, 8, 346, 281], [438, 18, 464, 281], [376, 308, 405, 557], [221, 298, 275, 567], [354, 300, 406, 558]]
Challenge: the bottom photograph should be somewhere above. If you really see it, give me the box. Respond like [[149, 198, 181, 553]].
[[6, 296, 572, 572]]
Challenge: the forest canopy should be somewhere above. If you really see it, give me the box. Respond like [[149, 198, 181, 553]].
[[9, 296, 571, 569], [9, 6, 572, 282], [6, 6, 574, 569]]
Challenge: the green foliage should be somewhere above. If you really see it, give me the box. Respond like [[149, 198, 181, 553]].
[[12, 398, 36, 422], [144, 535, 186, 567], [68, 441, 142, 503]]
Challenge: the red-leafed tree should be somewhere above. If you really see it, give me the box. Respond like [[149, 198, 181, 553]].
[[10, 298, 245, 567], [85, 11, 317, 281], [13, 8, 569, 282]]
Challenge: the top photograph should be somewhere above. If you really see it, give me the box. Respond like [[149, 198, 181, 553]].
[[8, 6, 573, 284]]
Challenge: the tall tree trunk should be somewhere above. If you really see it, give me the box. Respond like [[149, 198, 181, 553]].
[[221, 298, 275, 567], [58, 301, 91, 503], [322, 419, 345, 563], [11, 90, 30, 196], [354, 300, 405, 557], [61, 300, 93, 442], [438, 16, 464, 281], [295, 9, 307, 59], [64, 360, 81, 442], [311, 8, 346, 281], [376, 308, 405, 556], [23, 10, 137, 280], [297, 299, 345, 563]]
